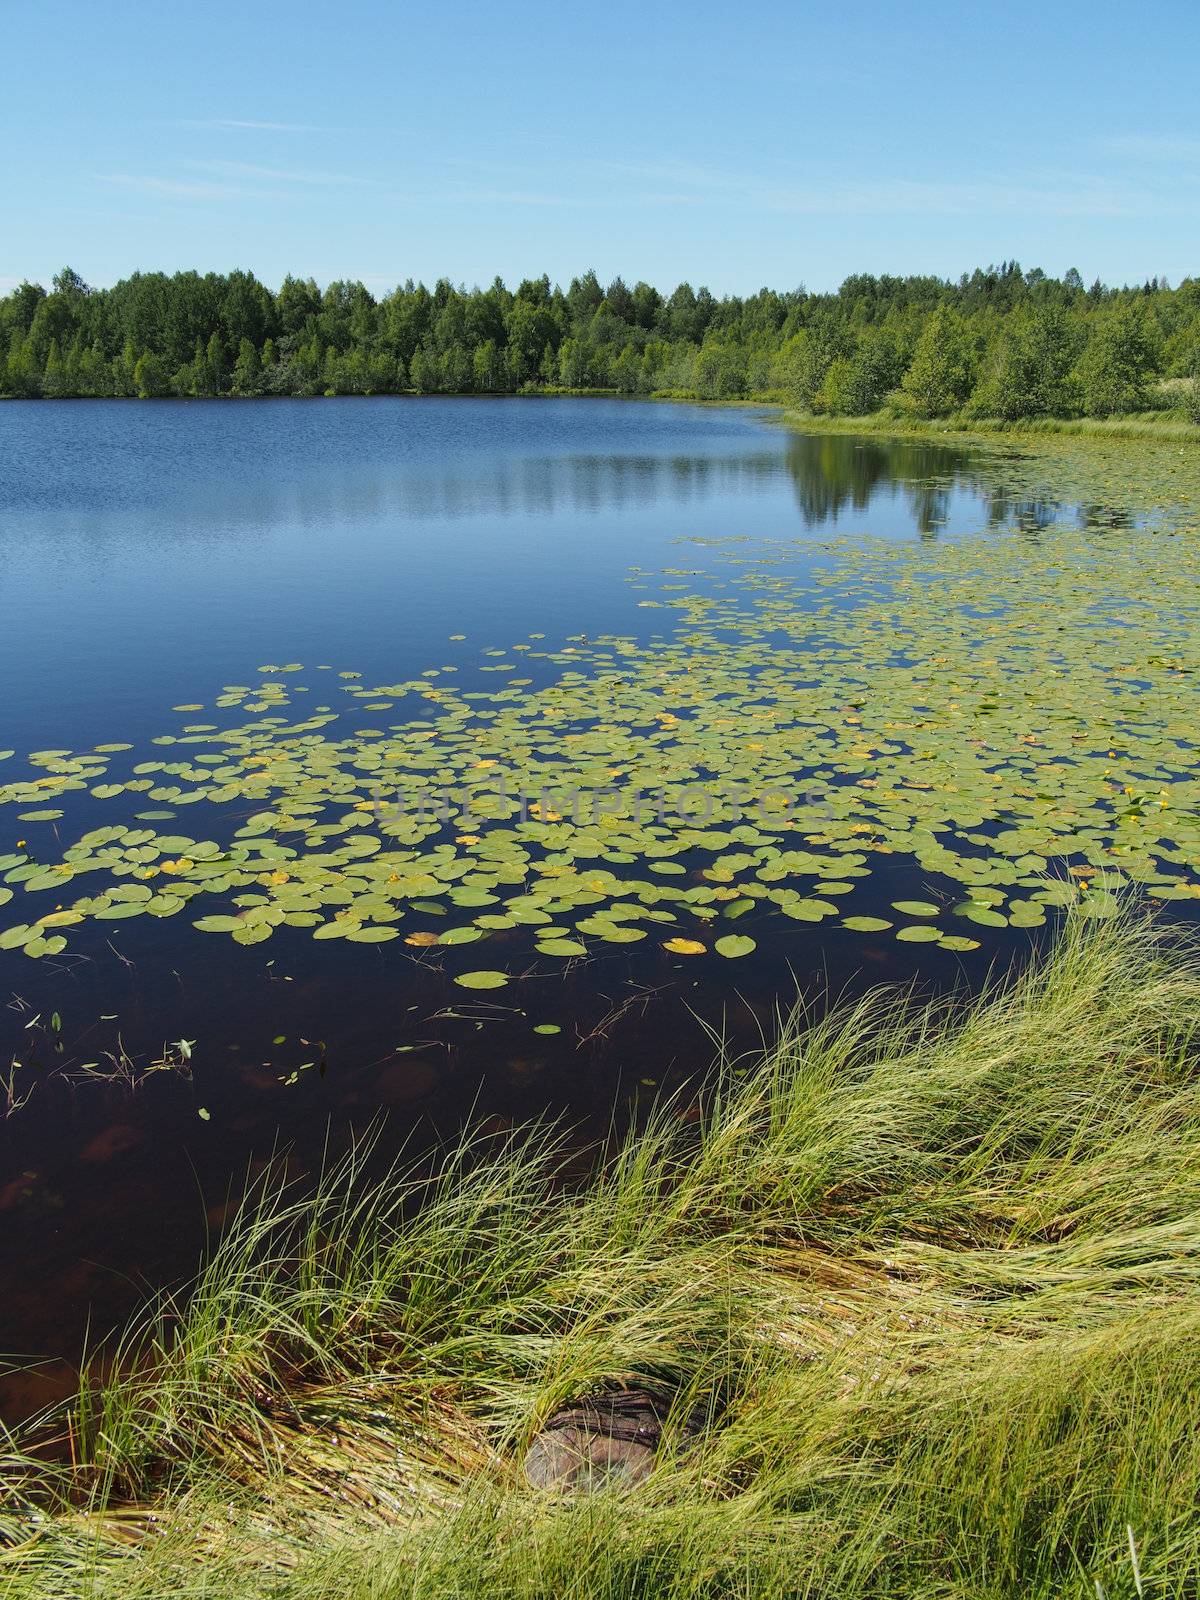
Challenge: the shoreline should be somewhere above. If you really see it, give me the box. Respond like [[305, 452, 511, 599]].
[[4, 912, 1197, 1597]]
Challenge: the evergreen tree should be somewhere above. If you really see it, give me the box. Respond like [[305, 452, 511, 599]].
[[0, 261, 1189, 415], [41, 338, 67, 398], [231, 337, 263, 396]]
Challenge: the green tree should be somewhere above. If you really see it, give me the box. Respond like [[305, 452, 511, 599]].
[[770, 330, 836, 408], [557, 337, 588, 388], [437, 345, 472, 392], [5, 331, 40, 396], [472, 339, 504, 392], [409, 347, 434, 393], [133, 350, 169, 398], [1184, 346, 1200, 425], [1076, 305, 1153, 416], [817, 330, 902, 415], [814, 356, 856, 415], [41, 338, 67, 398], [506, 298, 558, 376], [969, 311, 1080, 420], [231, 337, 263, 396], [611, 344, 642, 394], [112, 339, 138, 398], [901, 307, 976, 416], [693, 341, 746, 399], [1, 261, 1195, 417], [276, 275, 321, 338], [204, 332, 227, 395]]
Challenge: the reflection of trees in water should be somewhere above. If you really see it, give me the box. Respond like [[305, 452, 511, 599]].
[[977, 486, 1133, 536], [46, 431, 1128, 542], [784, 433, 1126, 538], [783, 434, 971, 536]]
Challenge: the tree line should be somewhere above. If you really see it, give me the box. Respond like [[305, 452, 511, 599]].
[[3, 263, 1199, 422]]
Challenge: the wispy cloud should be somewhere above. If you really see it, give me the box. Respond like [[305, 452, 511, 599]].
[[98, 173, 285, 201], [417, 151, 1189, 220], [440, 188, 582, 207], [186, 159, 372, 187], [175, 118, 328, 133], [98, 148, 1194, 223], [98, 162, 370, 202], [588, 156, 1196, 219], [762, 174, 1176, 220]]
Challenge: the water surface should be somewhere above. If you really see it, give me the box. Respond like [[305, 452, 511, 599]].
[[0, 398, 1089, 1418]]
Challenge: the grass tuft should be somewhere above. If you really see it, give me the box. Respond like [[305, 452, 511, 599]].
[[3, 909, 1199, 1598]]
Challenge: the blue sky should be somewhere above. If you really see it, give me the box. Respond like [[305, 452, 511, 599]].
[[4, 0, 1199, 296]]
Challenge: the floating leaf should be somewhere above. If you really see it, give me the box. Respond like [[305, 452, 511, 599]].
[[957, 904, 1009, 928], [537, 937, 587, 957]]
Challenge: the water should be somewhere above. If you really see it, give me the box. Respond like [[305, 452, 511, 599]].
[[0, 398, 1064, 1419], [0, 398, 1045, 749]]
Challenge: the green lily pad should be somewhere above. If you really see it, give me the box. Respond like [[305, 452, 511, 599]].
[[536, 937, 588, 957]]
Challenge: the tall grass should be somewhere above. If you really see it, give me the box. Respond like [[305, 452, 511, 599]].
[[782, 407, 1200, 442], [3, 910, 1199, 1598]]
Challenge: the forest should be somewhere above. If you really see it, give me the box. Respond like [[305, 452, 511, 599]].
[[3, 262, 1200, 421]]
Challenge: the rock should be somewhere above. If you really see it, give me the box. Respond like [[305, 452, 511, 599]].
[[523, 1387, 676, 1492]]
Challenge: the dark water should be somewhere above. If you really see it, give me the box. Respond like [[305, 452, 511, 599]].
[[0, 398, 1067, 1420]]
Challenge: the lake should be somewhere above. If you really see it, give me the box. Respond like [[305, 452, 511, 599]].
[[1, 397, 1045, 749], [0, 397, 1180, 1420]]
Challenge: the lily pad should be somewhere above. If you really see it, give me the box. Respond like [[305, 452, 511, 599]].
[[536, 937, 587, 957]]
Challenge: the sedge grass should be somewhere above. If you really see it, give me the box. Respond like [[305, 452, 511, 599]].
[[2, 908, 1199, 1598]]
